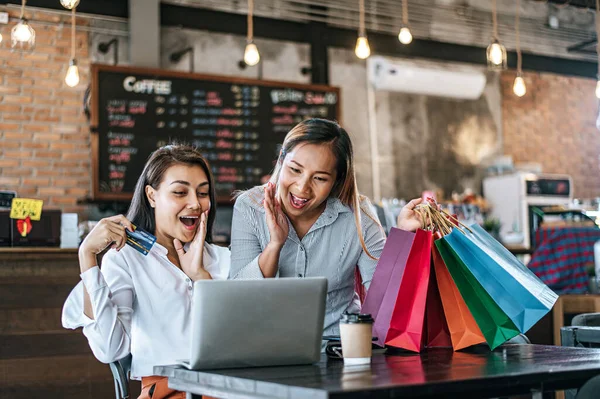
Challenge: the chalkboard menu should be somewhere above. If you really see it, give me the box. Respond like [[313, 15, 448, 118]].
[[91, 64, 340, 202]]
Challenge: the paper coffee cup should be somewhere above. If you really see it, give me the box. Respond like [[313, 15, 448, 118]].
[[339, 312, 373, 365]]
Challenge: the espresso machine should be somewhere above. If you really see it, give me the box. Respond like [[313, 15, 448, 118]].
[[483, 172, 573, 250]]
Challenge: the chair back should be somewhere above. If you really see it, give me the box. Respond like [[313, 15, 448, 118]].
[[109, 354, 132, 399], [572, 313, 600, 327], [505, 333, 531, 345]]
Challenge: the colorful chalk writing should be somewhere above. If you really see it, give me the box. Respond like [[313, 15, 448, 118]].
[[94, 66, 338, 199]]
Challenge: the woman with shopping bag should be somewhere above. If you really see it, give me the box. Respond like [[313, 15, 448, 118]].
[[229, 118, 422, 339]]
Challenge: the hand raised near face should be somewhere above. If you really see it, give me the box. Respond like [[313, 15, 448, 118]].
[[174, 210, 212, 281], [264, 182, 289, 247]]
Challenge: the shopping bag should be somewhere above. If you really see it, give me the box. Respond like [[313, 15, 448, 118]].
[[385, 229, 433, 352], [467, 225, 557, 316], [431, 244, 486, 350], [435, 238, 520, 350], [362, 228, 416, 347], [424, 259, 452, 348], [444, 226, 557, 332]]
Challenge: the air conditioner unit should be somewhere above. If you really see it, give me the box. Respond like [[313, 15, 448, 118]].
[[367, 56, 487, 100]]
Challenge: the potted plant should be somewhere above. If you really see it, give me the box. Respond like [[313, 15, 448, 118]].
[[482, 217, 502, 242]]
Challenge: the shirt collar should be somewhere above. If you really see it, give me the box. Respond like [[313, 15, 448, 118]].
[[152, 241, 169, 257], [310, 196, 351, 230]]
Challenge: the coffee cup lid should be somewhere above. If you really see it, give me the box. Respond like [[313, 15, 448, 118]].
[[340, 312, 374, 324]]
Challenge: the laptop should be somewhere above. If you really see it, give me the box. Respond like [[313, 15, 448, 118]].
[[184, 277, 328, 370]]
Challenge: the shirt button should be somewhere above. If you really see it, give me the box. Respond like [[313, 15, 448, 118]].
[[186, 278, 190, 283], [188, 286, 192, 291], [300, 247, 304, 251], [298, 273, 303, 278]]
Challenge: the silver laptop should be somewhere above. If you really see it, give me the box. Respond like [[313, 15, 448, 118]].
[[185, 277, 327, 370]]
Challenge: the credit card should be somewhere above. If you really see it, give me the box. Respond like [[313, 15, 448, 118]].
[[125, 225, 156, 256]]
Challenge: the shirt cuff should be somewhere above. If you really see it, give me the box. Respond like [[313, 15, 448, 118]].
[[235, 255, 265, 279], [80, 266, 107, 294], [61, 280, 97, 329]]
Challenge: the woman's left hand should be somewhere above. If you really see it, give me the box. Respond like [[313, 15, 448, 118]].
[[397, 198, 424, 232], [174, 210, 212, 281]]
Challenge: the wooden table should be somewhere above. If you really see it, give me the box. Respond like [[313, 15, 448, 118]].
[[155, 345, 600, 398]]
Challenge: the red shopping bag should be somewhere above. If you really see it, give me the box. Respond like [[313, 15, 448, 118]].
[[385, 229, 433, 352], [424, 260, 452, 348]]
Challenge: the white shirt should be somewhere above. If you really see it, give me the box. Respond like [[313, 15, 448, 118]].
[[62, 242, 230, 379]]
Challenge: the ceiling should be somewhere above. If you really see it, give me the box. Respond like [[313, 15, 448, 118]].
[[162, 0, 599, 62], [3, 0, 599, 64]]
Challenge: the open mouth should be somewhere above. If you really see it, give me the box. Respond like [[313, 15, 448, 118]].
[[179, 215, 199, 230], [289, 193, 310, 210]]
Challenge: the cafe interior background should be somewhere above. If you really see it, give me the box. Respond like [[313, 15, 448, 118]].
[[2, 0, 600, 397]]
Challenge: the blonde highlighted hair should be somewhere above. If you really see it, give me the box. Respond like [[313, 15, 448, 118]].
[[269, 118, 380, 260]]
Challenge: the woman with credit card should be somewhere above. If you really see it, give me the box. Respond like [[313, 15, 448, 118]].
[[62, 144, 229, 399], [229, 118, 422, 341]]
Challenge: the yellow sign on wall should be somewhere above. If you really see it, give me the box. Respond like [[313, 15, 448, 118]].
[[9, 199, 44, 221]]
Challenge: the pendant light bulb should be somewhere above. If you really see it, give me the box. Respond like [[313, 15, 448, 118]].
[[60, 0, 80, 9], [486, 39, 507, 70], [355, 35, 371, 59], [0, 33, 3, 44], [12, 19, 33, 42], [595, 80, 600, 99], [65, 59, 80, 87], [488, 41, 504, 65], [398, 27, 413, 45], [244, 42, 260, 66], [513, 75, 526, 97]]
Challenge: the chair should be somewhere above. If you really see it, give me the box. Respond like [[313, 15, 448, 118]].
[[109, 354, 132, 399], [572, 313, 600, 327], [560, 313, 600, 399], [575, 374, 600, 399], [504, 333, 531, 345]]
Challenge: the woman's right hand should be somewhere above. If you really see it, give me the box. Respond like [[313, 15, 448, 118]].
[[79, 215, 134, 271], [264, 182, 289, 248]]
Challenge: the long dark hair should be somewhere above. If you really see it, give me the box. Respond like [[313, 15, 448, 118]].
[[269, 118, 379, 259], [127, 144, 216, 243]]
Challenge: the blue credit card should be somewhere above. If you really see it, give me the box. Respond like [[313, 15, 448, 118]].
[[125, 225, 156, 256]]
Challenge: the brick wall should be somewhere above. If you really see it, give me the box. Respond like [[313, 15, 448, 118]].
[[0, 8, 90, 215], [501, 70, 600, 199]]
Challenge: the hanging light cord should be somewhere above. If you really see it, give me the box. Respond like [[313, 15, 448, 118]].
[[402, 0, 408, 26], [71, 7, 76, 59], [516, 0, 522, 73], [359, 0, 365, 36], [492, 0, 498, 40], [247, 0, 253, 43], [20, 0, 26, 19]]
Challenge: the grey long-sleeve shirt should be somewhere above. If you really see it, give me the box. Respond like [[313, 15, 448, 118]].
[[229, 186, 386, 337]]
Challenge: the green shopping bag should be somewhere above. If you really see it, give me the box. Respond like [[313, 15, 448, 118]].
[[435, 239, 520, 350]]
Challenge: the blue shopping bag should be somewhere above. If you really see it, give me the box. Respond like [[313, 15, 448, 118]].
[[443, 225, 557, 333], [466, 225, 557, 316]]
